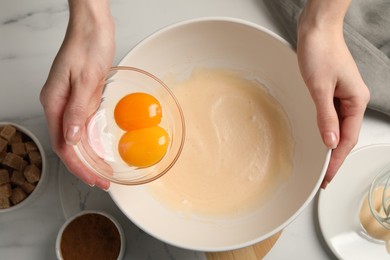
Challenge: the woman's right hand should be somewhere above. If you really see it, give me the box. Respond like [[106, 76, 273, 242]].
[[40, 0, 115, 190]]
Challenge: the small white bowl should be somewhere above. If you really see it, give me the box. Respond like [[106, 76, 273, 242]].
[[56, 210, 125, 260], [0, 122, 47, 213]]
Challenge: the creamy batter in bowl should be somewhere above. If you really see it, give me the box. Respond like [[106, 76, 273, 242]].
[[109, 17, 330, 251], [149, 67, 294, 218]]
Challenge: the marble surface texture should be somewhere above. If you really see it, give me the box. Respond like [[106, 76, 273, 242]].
[[1, 0, 390, 259]]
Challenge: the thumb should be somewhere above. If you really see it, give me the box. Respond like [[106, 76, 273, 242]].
[[63, 74, 102, 145], [315, 97, 340, 149]]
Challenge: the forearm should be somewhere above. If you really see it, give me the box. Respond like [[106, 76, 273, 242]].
[[299, 0, 351, 33], [67, 0, 113, 29]]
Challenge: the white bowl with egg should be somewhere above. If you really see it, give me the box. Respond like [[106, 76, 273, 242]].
[[109, 17, 331, 251]]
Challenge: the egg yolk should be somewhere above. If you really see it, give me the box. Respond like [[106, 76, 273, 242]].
[[118, 126, 170, 167], [114, 92, 162, 131]]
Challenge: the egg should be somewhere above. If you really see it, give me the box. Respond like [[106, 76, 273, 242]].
[[118, 126, 170, 167], [114, 92, 170, 168], [114, 92, 162, 131]]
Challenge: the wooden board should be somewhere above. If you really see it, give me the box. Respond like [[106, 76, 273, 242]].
[[206, 231, 282, 260]]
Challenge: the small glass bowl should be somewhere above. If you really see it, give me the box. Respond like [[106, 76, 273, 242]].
[[73, 66, 185, 185], [368, 162, 390, 229]]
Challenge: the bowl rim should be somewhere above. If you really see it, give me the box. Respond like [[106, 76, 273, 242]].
[[55, 210, 126, 260], [0, 122, 47, 213], [110, 16, 331, 251], [73, 66, 186, 185]]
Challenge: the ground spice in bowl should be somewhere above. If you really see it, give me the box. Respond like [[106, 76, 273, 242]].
[[58, 211, 124, 260]]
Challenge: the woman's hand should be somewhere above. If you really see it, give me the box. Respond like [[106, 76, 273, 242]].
[[40, 0, 114, 190], [297, 0, 370, 188]]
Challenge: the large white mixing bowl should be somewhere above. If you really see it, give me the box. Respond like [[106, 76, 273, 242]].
[[109, 17, 330, 251]]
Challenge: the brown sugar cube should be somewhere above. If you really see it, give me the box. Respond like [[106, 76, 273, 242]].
[[10, 187, 27, 205], [11, 142, 27, 157], [3, 153, 27, 171], [28, 151, 42, 168], [0, 138, 7, 152], [24, 141, 38, 153], [0, 169, 10, 185], [0, 151, 6, 163], [9, 131, 22, 144], [0, 184, 12, 198], [24, 164, 41, 183], [20, 159, 28, 171], [10, 171, 26, 186], [0, 196, 11, 209], [21, 181, 36, 194], [0, 125, 16, 141]]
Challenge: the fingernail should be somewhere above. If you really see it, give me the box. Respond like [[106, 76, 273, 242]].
[[96, 178, 110, 192], [324, 132, 338, 149], [65, 125, 81, 145]]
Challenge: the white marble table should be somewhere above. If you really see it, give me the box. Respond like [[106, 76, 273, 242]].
[[1, 1, 390, 259]]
